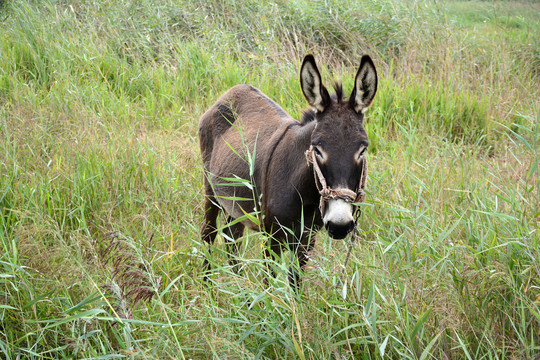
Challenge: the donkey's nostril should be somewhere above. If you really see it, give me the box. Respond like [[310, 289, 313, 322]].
[[327, 220, 355, 239]]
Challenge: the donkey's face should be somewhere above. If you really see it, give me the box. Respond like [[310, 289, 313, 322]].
[[301, 55, 377, 239]]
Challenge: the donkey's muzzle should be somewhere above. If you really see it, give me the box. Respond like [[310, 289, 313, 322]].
[[325, 220, 355, 239], [323, 198, 355, 239]]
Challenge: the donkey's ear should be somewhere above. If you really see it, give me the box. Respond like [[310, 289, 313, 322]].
[[300, 55, 330, 112], [350, 55, 378, 114]]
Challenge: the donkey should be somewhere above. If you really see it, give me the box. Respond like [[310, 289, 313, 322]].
[[198, 54, 377, 288]]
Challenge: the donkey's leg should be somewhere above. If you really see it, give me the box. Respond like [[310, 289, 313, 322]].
[[224, 216, 245, 273], [288, 230, 316, 291], [201, 195, 220, 279]]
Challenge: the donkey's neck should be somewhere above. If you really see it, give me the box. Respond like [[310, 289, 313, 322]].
[[289, 120, 319, 196], [260, 118, 321, 230], [293, 119, 316, 150]]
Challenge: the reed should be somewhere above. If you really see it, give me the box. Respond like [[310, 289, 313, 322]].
[[0, 0, 538, 358]]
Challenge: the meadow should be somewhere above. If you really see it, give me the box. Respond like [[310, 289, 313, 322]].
[[0, 0, 539, 358]]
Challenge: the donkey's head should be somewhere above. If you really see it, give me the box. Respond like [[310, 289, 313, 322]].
[[301, 54, 377, 239]]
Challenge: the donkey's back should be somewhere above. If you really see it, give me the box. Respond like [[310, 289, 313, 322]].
[[199, 84, 293, 168]]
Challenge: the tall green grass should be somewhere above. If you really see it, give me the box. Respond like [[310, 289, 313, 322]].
[[1, 0, 538, 358]]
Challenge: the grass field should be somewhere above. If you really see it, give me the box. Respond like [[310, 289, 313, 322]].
[[0, 0, 539, 358]]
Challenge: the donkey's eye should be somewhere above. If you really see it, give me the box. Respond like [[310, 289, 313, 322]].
[[314, 147, 323, 158], [357, 146, 367, 159]]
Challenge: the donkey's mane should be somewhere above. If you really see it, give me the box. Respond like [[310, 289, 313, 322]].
[[300, 82, 344, 125], [300, 109, 316, 124], [333, 82, 344, 103]]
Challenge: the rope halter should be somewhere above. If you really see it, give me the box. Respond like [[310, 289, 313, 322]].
[[305, 145, 368, 220]]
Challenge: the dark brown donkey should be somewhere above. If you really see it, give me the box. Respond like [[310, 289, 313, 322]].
[[198, 54, 377, 287]]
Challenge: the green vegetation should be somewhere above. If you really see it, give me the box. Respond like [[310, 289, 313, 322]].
[[0, 0, 538, 358]]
